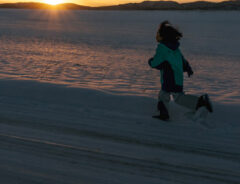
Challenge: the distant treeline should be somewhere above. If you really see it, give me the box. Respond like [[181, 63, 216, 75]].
[[0, 1, 240, 10]]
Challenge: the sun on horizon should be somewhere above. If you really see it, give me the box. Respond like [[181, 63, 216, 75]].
[[44, 0, 64, 5]]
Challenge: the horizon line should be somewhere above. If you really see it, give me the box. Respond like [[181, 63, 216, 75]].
[[0, 0, 230, 7]]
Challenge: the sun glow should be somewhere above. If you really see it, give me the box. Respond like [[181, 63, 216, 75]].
[[44, 0, 64, 5]]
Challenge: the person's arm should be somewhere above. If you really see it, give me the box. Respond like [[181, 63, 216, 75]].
[[182, 55, 193, 77], [148, 44, 165, 70]]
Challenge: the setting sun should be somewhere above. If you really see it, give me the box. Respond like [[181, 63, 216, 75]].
[[44, 0, 64, 5]]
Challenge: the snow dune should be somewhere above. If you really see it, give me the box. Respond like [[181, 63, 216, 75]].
[[0, 79, 239, 184]]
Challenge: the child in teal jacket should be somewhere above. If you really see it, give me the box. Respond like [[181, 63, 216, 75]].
[[149, 21, 212, 120]]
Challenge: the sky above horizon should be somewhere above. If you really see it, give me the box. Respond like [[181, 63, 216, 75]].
[[0, 0, 224, 6]]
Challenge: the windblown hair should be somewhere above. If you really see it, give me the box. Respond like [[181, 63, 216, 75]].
[[159, 21, 182, 42]]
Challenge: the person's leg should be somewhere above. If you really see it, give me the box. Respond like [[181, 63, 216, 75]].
[[156, 90, 171, 120], [172, 93, 199, 111], [172, 93, 213, 113]]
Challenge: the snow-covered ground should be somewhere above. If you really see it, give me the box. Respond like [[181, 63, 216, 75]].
[[0, 10, 240, 103], [0, 10, 239, 183], [0, 80, 239, 184]]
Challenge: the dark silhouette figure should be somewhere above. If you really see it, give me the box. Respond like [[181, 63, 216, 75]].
[[148, 21, 213, 121]]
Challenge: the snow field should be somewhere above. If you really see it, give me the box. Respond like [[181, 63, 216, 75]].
[[0, 79, 239, 184]]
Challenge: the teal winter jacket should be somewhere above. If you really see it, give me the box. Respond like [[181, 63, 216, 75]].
[[148, 42, 193, 92]]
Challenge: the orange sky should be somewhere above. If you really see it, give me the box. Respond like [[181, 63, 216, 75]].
[[0, 0, 224, 7]]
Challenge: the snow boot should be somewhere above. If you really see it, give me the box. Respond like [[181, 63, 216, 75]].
[[196, 94, 213, 113], [153, 101, 170, 121]]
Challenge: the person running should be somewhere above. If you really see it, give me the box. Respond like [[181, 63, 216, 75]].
[[148, 21, 213, 121]]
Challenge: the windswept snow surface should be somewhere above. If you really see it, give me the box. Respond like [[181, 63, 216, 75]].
[[0, 10, 240, 183], [0, 10, 240, 103], [0, 80, 239, 184]]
